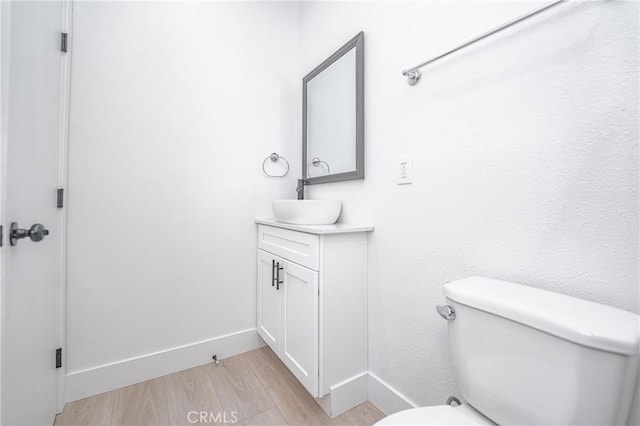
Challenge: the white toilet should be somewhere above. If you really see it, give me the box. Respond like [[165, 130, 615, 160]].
[[376, 277, 640, 425]]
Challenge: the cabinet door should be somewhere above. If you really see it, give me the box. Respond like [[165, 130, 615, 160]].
[[281, 259, 319, 397], [257, 249, 280, 353]]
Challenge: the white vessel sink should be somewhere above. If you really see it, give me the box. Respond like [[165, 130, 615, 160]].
[[272, 200, 342, 225]]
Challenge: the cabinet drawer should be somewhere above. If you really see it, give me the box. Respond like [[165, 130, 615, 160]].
[[257, 225, 319, 270]]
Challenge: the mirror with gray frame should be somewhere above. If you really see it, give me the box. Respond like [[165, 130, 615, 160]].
[[303, 31, 364, 184]]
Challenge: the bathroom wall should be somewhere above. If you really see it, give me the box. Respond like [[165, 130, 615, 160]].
[[66, 1, 301, 398], [66, 0, 640, 418], [300, 0, 639, 422]]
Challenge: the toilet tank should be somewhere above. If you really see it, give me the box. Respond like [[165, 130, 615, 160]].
[[444, 277, 639, 426]]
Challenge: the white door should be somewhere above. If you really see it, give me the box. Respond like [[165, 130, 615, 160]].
[[1, 1, 65, 424], [257, 249, 280, 353], [281, 259, 318, 397]]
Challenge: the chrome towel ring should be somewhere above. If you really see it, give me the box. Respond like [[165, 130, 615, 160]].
[[262, 153, 289, 177], [307, 156, 331, 177]]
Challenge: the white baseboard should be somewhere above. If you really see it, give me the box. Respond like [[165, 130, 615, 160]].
[[316, 372, 369, 417], [66, 336, 418, 419], [367, 372, 418, 416], [65, 328, 264, 402]]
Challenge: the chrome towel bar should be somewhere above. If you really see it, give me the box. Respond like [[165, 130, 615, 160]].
[[403, 0, 567, 85]]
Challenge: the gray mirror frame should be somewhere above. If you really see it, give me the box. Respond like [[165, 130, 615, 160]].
[[302, 31, 364, 185]]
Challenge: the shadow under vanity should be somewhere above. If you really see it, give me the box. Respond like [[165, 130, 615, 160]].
[[255, 219, 374, 417]]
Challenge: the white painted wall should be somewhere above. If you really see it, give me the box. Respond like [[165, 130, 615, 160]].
[[66, 0, 301, 385], [67, 1, 639, 420], [299, 0, 639, 422]]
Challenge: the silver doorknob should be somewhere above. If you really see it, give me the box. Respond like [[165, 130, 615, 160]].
[[9, 222, 49, 246]]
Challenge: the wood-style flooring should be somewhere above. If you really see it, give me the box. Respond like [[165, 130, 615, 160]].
[[55, 347, 385, 426]]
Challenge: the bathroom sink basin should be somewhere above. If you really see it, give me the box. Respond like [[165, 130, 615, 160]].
[[272, 200, 342, 225]]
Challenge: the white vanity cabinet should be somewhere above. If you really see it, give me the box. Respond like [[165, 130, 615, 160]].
[[257, 249, 319, 394], [255, 219, 373, 417]]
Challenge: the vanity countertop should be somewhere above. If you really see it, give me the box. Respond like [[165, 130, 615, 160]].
[[256, 218, 374, 235]]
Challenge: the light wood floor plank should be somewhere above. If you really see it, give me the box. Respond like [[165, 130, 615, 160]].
[[244, 347, 298, 391], [55, 348, 385, 426], [237, 407, 288, 426], [54, 391, 113, 426], [111, 377, 169, 426], [205, 353, 274, 422], [339, 401, 385, 426], [243, 348, 343, 426], [164, 365, 224, 425]]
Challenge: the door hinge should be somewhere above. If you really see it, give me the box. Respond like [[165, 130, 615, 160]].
[[57, 188, 64, 208], [56, 347, 62, 368], [60, 33, 68, 53], [0, 225, 3, 247]]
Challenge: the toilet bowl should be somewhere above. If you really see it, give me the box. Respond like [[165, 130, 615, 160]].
[[376, 403, 493, 425], [374, 277, 640, 426]]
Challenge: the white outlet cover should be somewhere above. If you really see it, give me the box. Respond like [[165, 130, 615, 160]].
[[397, 155, 413, 184]]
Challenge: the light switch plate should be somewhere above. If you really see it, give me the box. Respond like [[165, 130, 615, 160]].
[[397, 155, 413, 184]]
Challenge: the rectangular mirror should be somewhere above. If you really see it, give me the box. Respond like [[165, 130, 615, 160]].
[[303, 31, 364, 185]]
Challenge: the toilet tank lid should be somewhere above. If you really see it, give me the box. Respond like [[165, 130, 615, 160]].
[[444, 277, 640, 355]]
